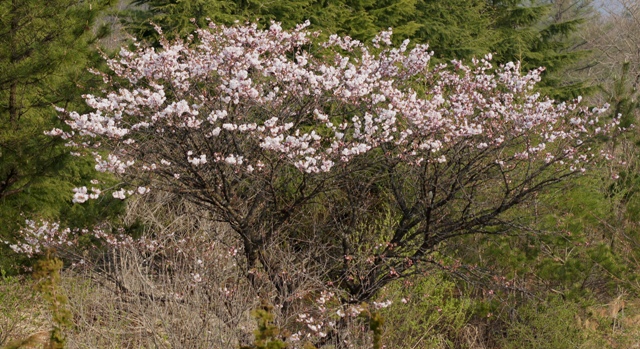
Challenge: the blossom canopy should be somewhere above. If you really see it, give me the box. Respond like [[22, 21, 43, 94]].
[[39, 21, 619, 301], [55, 21, 611, 191]]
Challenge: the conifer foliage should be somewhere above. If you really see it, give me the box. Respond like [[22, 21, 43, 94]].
[[0, 0, 116, 270]]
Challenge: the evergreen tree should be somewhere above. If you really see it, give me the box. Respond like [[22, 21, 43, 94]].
[[489, 0, 595, 99], [124, 0, 311, 42], [410, 0, 494, 61], [0, 0, 121, 272]]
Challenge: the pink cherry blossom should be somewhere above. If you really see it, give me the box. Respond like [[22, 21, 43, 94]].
[[34, 22, 619, 314]]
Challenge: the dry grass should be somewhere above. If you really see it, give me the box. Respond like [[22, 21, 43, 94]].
[[0, 277, 49, 348]]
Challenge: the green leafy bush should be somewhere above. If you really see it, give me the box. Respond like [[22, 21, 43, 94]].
[[378, 273, 472, 348]]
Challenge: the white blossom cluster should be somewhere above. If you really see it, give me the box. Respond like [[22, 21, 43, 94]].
[[5, 220, 144, 258], [4, 220, 74, 257], [48, 21, 616, 204], [289, 289, 393, 346]]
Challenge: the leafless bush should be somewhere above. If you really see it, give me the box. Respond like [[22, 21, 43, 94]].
[[60, 192, 374, 348], [61, 192, 258, 347]]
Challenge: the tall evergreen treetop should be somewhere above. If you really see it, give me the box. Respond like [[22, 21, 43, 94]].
[[490, 0, 594, 99]]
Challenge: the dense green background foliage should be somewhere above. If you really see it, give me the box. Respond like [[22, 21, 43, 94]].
[[0, 0, 124, 272]]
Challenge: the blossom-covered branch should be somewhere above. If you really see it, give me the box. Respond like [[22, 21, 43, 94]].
[[44, 21, 616, 303]]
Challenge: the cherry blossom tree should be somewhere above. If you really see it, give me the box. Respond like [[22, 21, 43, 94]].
[[41, 21, 616, 310]]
